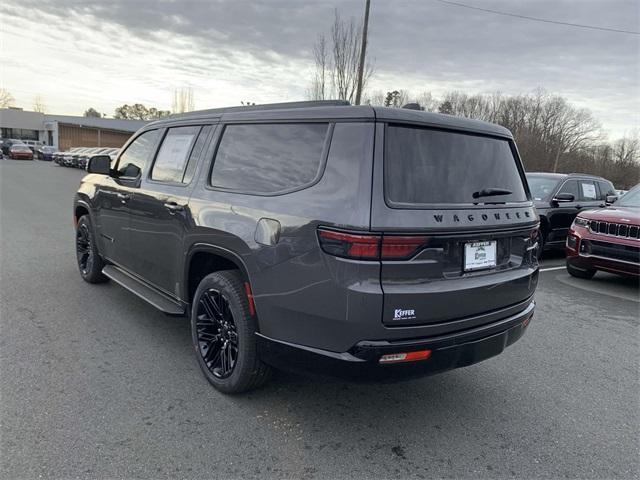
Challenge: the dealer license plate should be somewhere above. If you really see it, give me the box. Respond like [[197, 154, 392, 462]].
[[464, 241, 497, 271]]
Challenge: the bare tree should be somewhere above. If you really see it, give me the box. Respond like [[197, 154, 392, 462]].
[[363, 90, 386, 106], [172, 87, 195, 114], [33, 95, 46, 113], [0, 88, 15, 108], [414, 91, 439, 112], [309, 9, 374, 103], [544, 97, 602, 172], [309, 34, 329, 100]]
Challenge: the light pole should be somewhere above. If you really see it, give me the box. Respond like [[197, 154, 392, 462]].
[[355, 0, 371, 105]]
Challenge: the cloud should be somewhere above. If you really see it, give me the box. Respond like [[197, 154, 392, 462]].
[[2, 0, 638, 137]]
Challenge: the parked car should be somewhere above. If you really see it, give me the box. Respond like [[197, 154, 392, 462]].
[[36, 145, 56, 161], [8, 144, 34, 160], [53, 147, 80, 165], [64, 147, 93, 167], [74, 100, 539, 393], [77, 147, 113, 169], [615, 189, 628, 197], [1, 138, 24, 155], [566, 183, 640, 278], [527, 172, 617, 255], [22, 140, 44, 152]]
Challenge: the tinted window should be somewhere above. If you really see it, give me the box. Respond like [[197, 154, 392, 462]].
[[578, 180, 597, 201], [211, 123, 329, 194], [183, 125, 213, 184], [117, 130, 160, 179], [385, 125, 527, 205], [558, 180, 579, 199], [151, 126, 200, 183], [527, 176, 561, 201], [597, 180, 615, 199]]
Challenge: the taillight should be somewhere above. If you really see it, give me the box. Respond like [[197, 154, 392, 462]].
[[317, 228, 428, 260], [381, 235, 429, 260], [317, 229, 380, 260]]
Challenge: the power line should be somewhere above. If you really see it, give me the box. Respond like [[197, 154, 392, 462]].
[[433, 0, 640, 35]]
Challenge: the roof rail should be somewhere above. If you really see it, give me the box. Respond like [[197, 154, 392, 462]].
[[167, 100, 351, 119], [567, 172, 601, 178]]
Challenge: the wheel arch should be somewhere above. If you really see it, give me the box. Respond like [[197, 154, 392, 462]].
[[184, 243, 253, 306], [73, 199, 92, 227]]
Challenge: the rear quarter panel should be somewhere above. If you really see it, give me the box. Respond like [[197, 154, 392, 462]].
[[186, 122, 380, 349]]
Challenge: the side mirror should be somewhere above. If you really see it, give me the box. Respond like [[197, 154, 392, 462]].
[[605, 194, 618, 204], [553, 193, 575, 203], [86, 155, 111, 174]]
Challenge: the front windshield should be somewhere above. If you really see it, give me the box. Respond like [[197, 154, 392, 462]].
[[616, 185, 640, 207], [527, 176, 561, 201]]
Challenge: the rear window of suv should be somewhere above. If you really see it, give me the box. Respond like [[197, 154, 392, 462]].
[[385, 125, 528, 206], [210, 123, 329, 195]]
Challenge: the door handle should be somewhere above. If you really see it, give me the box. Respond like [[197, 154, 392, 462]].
[[164, 201, 185, 213], [116, 192, 130, 203]]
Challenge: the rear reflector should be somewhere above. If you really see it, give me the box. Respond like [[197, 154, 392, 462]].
[[244, 282, 256, 316], [318, 228, 428, 260], [379, 350, 432, 364]]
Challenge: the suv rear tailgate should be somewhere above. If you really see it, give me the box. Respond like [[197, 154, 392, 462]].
[[371, 122, 539, 328]]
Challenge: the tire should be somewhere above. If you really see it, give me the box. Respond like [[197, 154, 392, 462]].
[[566, 261, 596, 279], [75, 215, 108, 283], [191, 270, 272, 394]]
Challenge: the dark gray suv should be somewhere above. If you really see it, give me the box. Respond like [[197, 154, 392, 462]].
[[74, 101, 539, 393]]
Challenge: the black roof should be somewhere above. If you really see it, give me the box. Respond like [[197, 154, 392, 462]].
[[145, 100, 513, 138]]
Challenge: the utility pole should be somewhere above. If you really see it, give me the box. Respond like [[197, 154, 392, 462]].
[[354, 0, 371, 106]]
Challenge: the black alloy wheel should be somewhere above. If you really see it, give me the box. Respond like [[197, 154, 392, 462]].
[[191, 271, 271, 393], [75, 215, 108, 283], [196, 289, 239, 379], [76, 222, 94, 276]]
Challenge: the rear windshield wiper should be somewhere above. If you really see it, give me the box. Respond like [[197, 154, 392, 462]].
[[472, 188, 513, 199]]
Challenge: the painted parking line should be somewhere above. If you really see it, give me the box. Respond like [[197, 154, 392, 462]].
[[539, 266, 566, 272]]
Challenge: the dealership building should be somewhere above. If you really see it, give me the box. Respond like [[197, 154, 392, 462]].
[[0, 108, 147, 151]]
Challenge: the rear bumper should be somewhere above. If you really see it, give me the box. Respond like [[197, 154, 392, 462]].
[[257, 300, 534, 380]]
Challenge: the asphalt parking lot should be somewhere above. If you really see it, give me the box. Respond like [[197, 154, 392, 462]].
[[1, 158, 638, 479]]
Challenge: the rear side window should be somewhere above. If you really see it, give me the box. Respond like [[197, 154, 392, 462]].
[[210, 123, 329, 194], [151, 126, 200, 183], [597, 180, 615, 199], [385, 125, 527, 206]]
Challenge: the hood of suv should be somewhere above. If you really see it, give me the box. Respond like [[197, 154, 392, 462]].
[[577, 206, 640, 224]]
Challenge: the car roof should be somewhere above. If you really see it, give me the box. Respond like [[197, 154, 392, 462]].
[[527, 172, 608, 181], [145, 100, 513, 139]]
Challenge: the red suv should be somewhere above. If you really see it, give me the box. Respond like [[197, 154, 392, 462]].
[[566, 184, 640, 278]]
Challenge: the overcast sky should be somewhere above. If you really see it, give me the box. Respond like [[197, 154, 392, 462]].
[[2, 0, 638, 138]]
